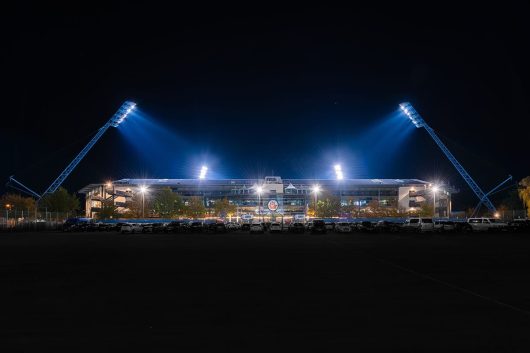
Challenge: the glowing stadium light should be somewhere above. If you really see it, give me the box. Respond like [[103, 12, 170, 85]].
[[256, 186, 263, 194], [312, 184, 321, 194], [432, 185, 440, 193], [109, 101, 136, 127], [399, 102, 425, 128], [199, 165, 208, 179], [139, 185, 148, 194], [334, 164, 344, 180]]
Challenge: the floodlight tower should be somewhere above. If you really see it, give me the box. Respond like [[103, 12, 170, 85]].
[[39, 101, 136, 199], [399, 102, 511, 215]]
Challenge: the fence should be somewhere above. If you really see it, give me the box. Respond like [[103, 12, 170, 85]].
[[0, 209, 78, 232]]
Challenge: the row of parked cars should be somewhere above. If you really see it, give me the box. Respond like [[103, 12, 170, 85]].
[[63, 217, 530, 234]]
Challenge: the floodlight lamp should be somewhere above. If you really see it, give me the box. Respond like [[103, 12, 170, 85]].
[[199, 165, 208, 179], [432, 185, 440, 193], [110, 101, 136, 127], [256, 186, 263, 194], [139, 185, 148, 194], [312, 184, 321, 193]]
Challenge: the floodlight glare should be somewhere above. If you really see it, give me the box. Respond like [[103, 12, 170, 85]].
[[139, 185, 148, 193], [199, 165, 208, 179], [256, 186, 263, 194], [334, 164, 344, 180], [312, 184, 321, 193], [432, 185, 440, 193], [109, 101, 136, 127]]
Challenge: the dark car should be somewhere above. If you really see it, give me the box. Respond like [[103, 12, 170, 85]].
[[151, 223, 167, 233], [358, 221, 375, 232], [454, 222, 473, 233], [311, 220, 327, 234], [375, 220, 401, 233], [141, 223, 153, 233], [208, 222, 227, 233], [289, 222, 305, 233], [508, 219, 530, 233], [189, 221, 204, 233], [241, 223, 251, 232], [166, 221, 185, 233]]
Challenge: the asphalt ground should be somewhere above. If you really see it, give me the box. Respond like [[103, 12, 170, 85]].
[[1, 231, 530, 352]]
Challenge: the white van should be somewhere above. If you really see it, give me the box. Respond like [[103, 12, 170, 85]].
[[403, 218, 435, 232], [467, 218, 507, 232]]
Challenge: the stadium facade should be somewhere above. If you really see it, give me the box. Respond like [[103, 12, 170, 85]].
[[80, 176, 453, 220]]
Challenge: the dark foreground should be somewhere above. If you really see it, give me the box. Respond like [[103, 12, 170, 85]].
[[1, 231, 530, 352]]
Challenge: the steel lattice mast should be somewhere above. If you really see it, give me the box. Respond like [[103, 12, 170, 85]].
[[39, 101, 136, 199], [399, 102, 497, 213]]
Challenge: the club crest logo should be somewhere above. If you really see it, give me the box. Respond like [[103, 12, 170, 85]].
[[267, 199, 279, 211]]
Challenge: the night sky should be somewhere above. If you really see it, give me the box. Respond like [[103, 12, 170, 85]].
[[3, 3, 529, 209]]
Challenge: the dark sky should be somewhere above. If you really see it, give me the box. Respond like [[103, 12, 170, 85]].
[[3, 3, 529, 209]]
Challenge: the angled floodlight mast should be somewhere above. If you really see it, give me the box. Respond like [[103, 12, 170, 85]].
[[39, 101, 136, 198], [399, 102, 510, 215]]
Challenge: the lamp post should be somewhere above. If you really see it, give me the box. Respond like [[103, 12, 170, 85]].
[[312, 184, 321, 218], [256, 186, 263, 222], [432, 185, 440, 218], [5, 204, 11, 227], [139, 185, 148, 218]]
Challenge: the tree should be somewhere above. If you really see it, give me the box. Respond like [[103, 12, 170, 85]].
[[0, 193, 36, 214], [307, 192, 342, 218], [96, 199, 118, 219], [152, 187, 184, 218], [185, 196, 206, 219], [213, 198, 237, 218], [40, 187, 80, 213], [518, 177, 530, 217], [124, 193, 151, 218]]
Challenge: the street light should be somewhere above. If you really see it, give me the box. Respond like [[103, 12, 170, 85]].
[[139, 185, 148, 218], [256, 186, 263, 222], [432, 185, 440, 218], [5, 204, 11, 227], [312, 184, 321, 217]]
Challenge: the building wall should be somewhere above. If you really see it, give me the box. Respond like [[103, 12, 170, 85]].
[[81, 177, 452, 219]]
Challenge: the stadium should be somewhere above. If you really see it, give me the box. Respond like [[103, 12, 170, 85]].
[[80, 176, 453, 220]]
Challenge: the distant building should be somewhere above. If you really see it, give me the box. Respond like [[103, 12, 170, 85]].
[[79, 176, 453, 219]]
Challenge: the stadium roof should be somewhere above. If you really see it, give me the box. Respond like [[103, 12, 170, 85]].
[[79, 178, 430, 193]]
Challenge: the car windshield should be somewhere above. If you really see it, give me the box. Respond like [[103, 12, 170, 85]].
[[422, 219, 433, 223], [409, 219, 419, 224]]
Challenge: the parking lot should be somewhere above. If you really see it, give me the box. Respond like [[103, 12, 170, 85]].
[[1, 230, 530, 351]]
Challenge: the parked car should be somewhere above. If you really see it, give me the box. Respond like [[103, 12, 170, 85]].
[[151, 223, 167, 233], [507, 219, 530, 233], [120, 223, 143, 234], [208, 222, 227, 233], [357, 221, 376, 233], [269, 223, 282, 233], [335, 222, 352, 233], [189, 221, 204, 233], [311, 220, 327, 234], [374, 220, 400, 233], [241, 223, 251, 232], [402, 218, 435, 232], [225, 223, 240, 231], [434, 220, 456, 232], [166, 221, 186, 233], [325, 222, 335, 231], [467, 218, 508, 232], [250, 223, 264, 234], [141, 223, 153, 233], [289, 222, 306, 233]]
